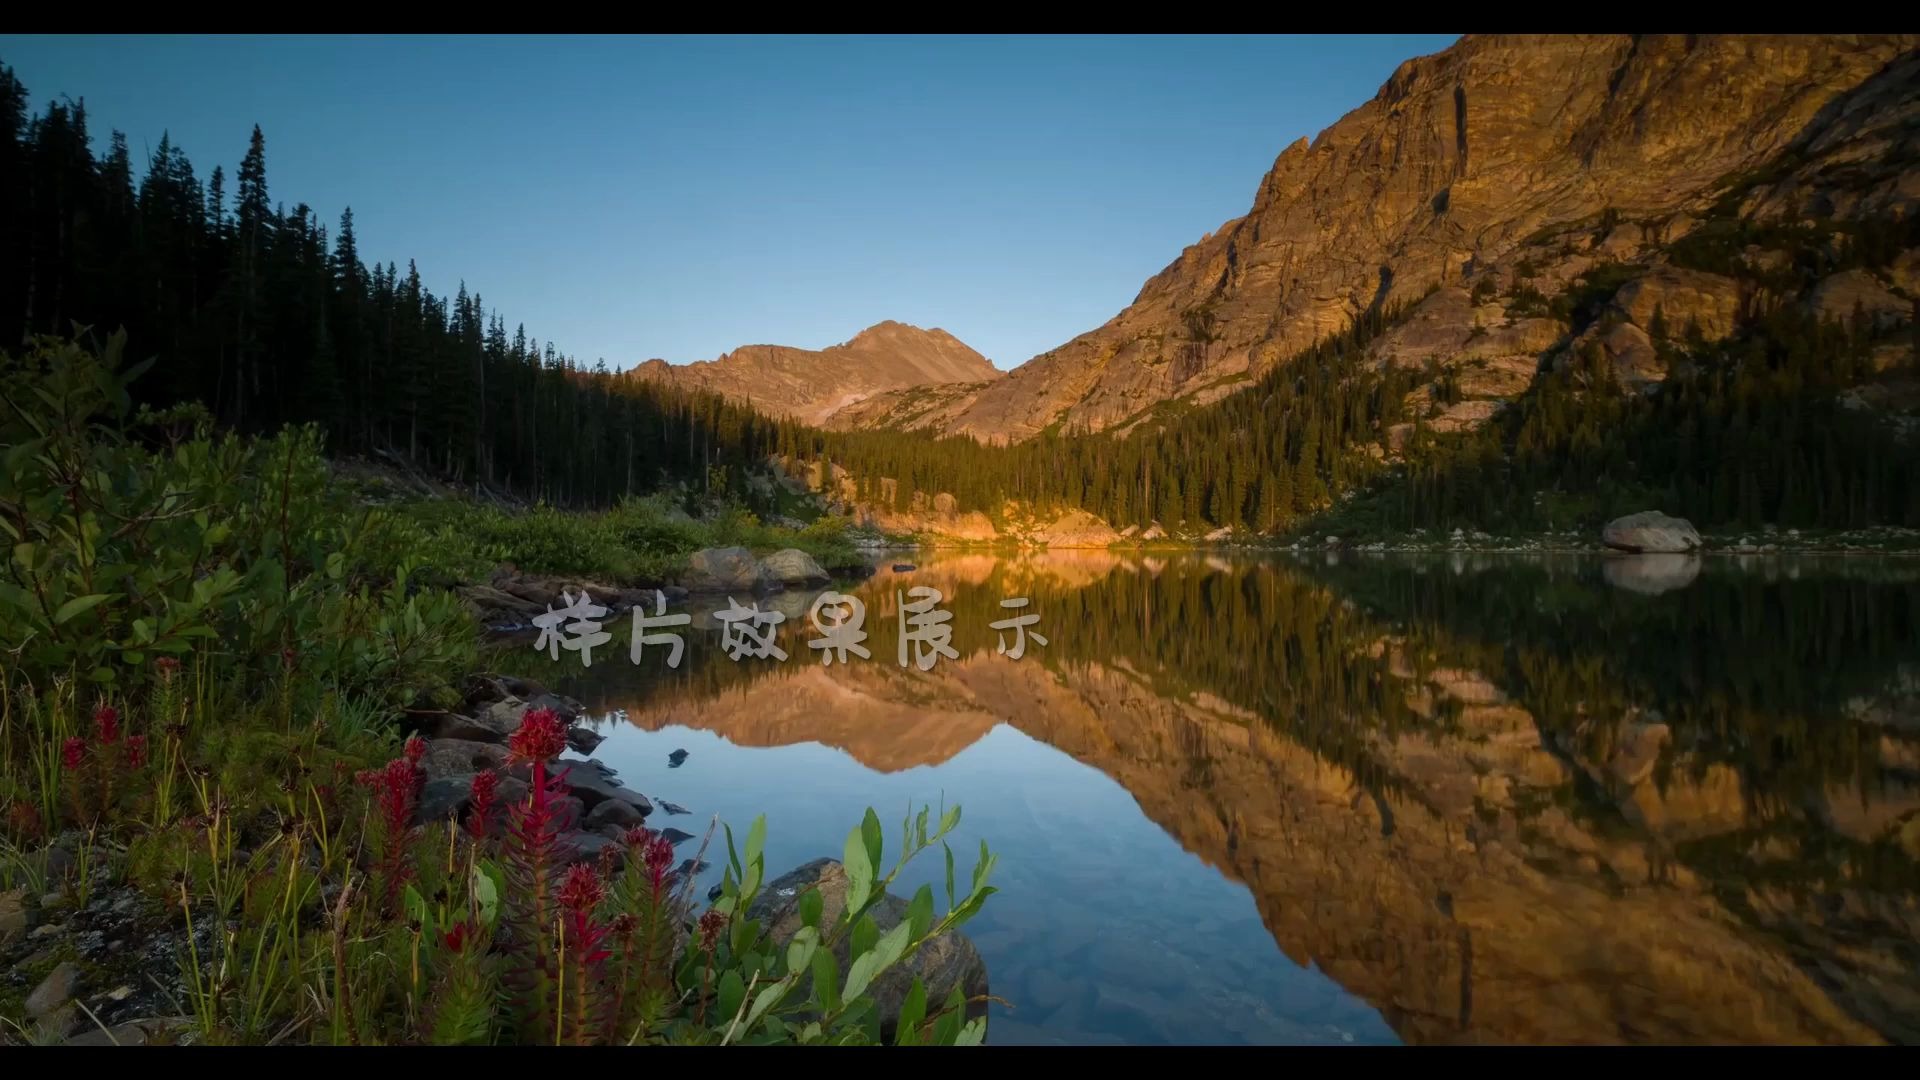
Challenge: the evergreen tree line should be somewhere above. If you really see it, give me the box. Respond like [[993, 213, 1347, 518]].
[[0, 62, 784, 508], [788, 300, 1427, 531]]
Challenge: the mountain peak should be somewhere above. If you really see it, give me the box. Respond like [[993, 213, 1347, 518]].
[[630, 319, 999, 426]]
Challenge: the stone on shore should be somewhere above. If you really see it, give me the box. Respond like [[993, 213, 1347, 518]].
[[1601, 511, 1702, 554]]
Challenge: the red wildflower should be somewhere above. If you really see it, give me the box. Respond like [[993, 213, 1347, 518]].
[[442, 920, 478, 955], [154, 656, 181, 679], [697, 908, 727, 952], [644, 833, 674, 884], [506, 707, 567, 764], [404, 736, 427, 764], [359, 750, 427, 913], [558, 862, 605, 914], [62, 737, 87, 771], [609, 912, 637, 937], [93, 705, 120, 745], [126, 735, 149, 770], [465, 771, 498, 839]]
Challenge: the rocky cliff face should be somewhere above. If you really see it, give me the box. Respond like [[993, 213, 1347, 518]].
[[860, 34, 1917, 444], [629, 320, 1000, 426]]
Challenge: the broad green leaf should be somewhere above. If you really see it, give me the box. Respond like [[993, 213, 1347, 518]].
[[724, 821, 743, 881], [799, 886, 823, 930], [907, 884, 934, 941], [403, 884, 430, 932], [894, 978, 928, 1045], [915, 806, 929, 851], [954, 1016, 987, 1046], [944, 841, 956, 910], [850, 913, 879, 965], [810, 946, 842, 1014], [843, 824, 873, 916], [844, 919, 912, 1001], [717, 969, 746, 1024], [940, 803, 961, 836], [471, 864, 500, 927], [971, 839, 995, 894], [54, 593, 112, 624], [785, 926, 818, 974], [744, 980, 790, 1031], [744, 813, 767, 871], [933, 986, 966, 1045], [860, 807, 884, 874]]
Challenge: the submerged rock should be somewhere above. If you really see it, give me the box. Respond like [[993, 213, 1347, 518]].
[[748, 857, 988, 1042], [1601, 511, 1702, 554]]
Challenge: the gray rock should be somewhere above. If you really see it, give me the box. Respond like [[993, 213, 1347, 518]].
[[26, 960, 80, 1020], [567, 726, 605, 754], [660, 827, 696, 846], [759, 548, 831, 585], [0, 887, 26, 946], [433, 710, 517, 743], [64, 1016, 189, 1046], [683, 546, 767, 592], [417, 776, 476, 826], [748, 857, 988, 1042], [1601, 510, 1702, 554], [583, 799, 646, 832], [555, 764, 652, 817], [527, 692, 585, 724], [568, 831, 621, 866], [421, 738, 509, 780]]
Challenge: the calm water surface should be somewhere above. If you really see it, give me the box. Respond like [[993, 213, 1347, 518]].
[[509, 550, 1920, 1045]]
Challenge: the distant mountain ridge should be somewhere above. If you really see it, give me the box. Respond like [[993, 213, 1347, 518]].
[[628, 320, 1000, 426], [836, 33, 1919, 444]]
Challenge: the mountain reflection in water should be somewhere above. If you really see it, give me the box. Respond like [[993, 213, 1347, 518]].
[[505, 550, 1920, 1045]]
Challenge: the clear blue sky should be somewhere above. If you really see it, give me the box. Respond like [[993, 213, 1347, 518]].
[[0, 34, 1457, 370]]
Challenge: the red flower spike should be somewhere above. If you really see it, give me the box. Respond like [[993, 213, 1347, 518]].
[[558, 862, 605, 913], [93, 705, 120, 745], [507, 707, 567, 764], [404, 736, 426, 764], [466, 770, 499, 839], [126, 735, 149, 770], [697, 909, 727, 952], [62, 737, 87, 771]]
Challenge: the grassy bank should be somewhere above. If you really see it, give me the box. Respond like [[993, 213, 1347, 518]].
[[0, 334, 995, 1046]]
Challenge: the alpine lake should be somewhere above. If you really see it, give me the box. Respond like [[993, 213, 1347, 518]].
[[493, 548, 1920, 1046]]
